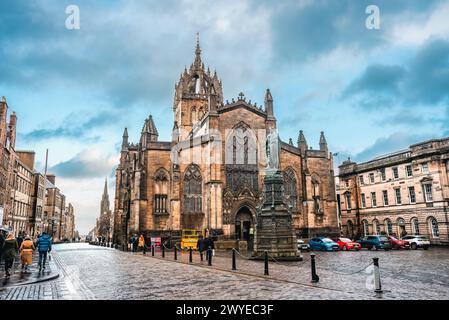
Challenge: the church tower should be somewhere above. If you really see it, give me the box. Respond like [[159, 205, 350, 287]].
[[101, 178, 110, 215], [172, 34, 223, 141]]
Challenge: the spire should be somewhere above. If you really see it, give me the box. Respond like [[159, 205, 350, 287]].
[[319, 131, 328, 152], [194, 32, 202, 69], [141, 114, 158, 145], [297, 130, 308, 154], [103, 178, 108, 197], [122, 127, 128, 150], [101, 177, 110, 215], [264, 89, 274, 119], [147, 115, 159, 137]]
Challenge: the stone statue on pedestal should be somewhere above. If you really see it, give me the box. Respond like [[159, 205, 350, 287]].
[[266, 128, 280, 172], [253, 127, 299, 260]]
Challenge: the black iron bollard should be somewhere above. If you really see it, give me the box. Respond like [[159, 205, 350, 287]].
[[174, 245, 178, 260], [151, 245, 155, 256], [122, 243, 125, 251], [232, 249, 236, 270], [143, 243, 146, 255], [264, 251, 269, 276], [162, 245, 165, 258], [311, 253, 319, 283], [189, 247, 193, 263], [208, 246, 212, 266], [373, 257, 383, 294]]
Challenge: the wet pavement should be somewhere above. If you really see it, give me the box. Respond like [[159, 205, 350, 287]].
[[0, 252, 59, 289], [1, 243, 448, 300]]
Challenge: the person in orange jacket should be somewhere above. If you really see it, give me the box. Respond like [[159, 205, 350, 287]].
[[20, 235, 35, 271], [138, 234, 145, 252]]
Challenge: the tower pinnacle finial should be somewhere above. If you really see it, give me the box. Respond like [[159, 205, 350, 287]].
[[194, 32, 202, 69]]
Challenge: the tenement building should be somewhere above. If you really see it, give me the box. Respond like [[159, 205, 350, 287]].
[[113, 38, 339, 245], [0, 97, 17, 230], [338, 137, 449, 245]]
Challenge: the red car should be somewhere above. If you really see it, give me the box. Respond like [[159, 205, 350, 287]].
[[388, 236, 410, 249], [334, 238, 361, 251]]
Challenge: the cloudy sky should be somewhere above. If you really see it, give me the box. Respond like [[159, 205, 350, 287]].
[[1, 0, 448, 234]]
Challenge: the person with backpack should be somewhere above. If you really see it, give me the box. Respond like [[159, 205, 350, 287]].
[[36, 231, 52, 271], [1, 233, 18, 278]]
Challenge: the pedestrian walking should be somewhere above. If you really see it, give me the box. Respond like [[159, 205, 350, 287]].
[[205, 236, 215, 261], [0, 232, 5, 264], [197, 236, 205, 261], [20, 235, 35, 271], [138, 234, 145, 252], [17, 232, 24, 249], [132, 234, 138, 252], [36, 231, 52, 271], [1, 233, 19, 278]]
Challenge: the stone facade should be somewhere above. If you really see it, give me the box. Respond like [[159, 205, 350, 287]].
[[338, 137, 449, 245], [0, 96, 17, 231], [113, 38, 338, 244], [10, 152, 34, 236], [30, 172, 45, 236]]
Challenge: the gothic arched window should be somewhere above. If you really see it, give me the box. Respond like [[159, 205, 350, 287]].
[[191, 107, 197, 125], [312, 175, 322, 214], [225, 122, 259, 192], [183, 165, 202, 213], [283, 168, 298, 211], [154, 169, 169, 214]]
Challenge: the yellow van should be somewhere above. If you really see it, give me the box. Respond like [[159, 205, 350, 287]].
[[180, 229, 205, 250]]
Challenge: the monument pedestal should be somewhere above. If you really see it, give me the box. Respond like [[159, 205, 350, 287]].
[[253, 171, 299, 260]]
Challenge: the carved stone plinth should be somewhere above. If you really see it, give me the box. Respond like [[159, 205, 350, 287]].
[[253, 171, 299, 260]]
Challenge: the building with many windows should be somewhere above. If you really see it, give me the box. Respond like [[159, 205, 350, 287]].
[[338, 137, 449, 245]]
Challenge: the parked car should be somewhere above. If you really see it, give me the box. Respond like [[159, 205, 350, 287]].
[[357, 235, 392, 251], [334, 237, 361, 251], [388, 236, 410, 249], [297, 239, 310, 252], [401, 235, 430, 250], [309, 237, 340, 251]]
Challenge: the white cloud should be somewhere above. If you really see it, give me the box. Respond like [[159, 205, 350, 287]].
[[390, 2, 449, 46]]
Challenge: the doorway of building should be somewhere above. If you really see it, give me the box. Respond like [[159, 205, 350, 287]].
[[235, 207, 253, 248]]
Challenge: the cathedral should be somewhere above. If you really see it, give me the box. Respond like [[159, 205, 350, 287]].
[[112, 37, 339, 245]]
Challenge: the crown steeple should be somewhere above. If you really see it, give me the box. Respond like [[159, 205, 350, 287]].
[[172, 34, 224, 141]]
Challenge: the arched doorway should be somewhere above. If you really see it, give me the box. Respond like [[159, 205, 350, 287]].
[[235, 207, 253, 243]]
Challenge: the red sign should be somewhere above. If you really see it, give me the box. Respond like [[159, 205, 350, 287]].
[[151, 237, 161, 247]]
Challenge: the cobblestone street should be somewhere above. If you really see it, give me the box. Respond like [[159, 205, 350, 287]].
[[1, 243, 448, 300]]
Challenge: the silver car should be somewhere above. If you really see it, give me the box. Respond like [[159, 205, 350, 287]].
[[297, 239, 310, 251], [401, 235, 431, 250]]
